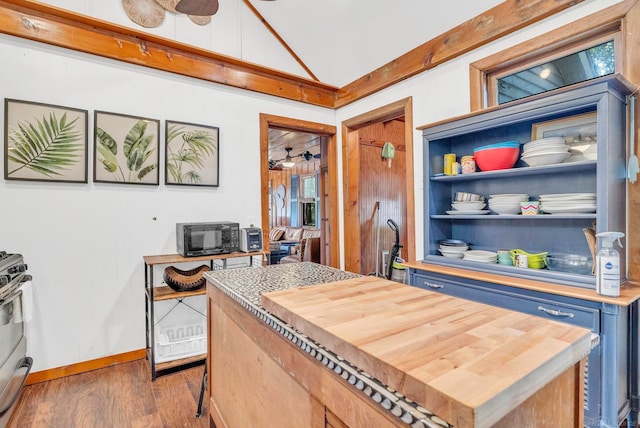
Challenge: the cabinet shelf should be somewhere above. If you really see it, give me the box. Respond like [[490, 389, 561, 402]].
[[153, 285, 206, 301], [430, 160, 596, 182], [432, 214, 597, 220]]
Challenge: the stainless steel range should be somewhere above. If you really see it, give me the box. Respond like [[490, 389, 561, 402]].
[[0, 252, 32, 428]]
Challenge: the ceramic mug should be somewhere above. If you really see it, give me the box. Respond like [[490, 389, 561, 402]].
[[497, 250, 513, 266], [514, 253, 529, 268]]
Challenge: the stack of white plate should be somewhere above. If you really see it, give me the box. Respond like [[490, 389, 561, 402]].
[[488, 194, 529, 215], [446, 199, 489, 215], [521, 137, 570, 166], [462, 250, 497, 263], [539, 193, 597, 214], [438, 240, 469, 259]]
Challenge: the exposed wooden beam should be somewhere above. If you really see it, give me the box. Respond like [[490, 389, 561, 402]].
[[0, 0, 337, 107], [242, 0, 319, 82], [334, 0, 586, 108]]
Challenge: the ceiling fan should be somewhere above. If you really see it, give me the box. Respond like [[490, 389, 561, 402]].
[[175, 0, 275, 16], [269, 148, 320, 170]]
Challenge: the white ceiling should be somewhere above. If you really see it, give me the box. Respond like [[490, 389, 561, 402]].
[[248, 0, 503, 87]]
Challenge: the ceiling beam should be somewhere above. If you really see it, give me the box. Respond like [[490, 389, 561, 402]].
[[0, 0, 337, 108], [334, 0, 586, 108], [0, 0, 586, 109]]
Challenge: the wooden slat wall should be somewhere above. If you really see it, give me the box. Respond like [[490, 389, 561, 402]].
[[358, 120, 407, 276], [268, 160, 320, 228]]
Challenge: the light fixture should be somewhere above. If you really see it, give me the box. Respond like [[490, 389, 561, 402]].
[[281, 147, 295, 168], [539, 68, 551, 79]]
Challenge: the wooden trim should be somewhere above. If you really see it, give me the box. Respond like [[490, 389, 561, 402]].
[[335, 0, 585, 108], [260, 114, 340, 268], [0, 0, 337, 108], [0, 0, 586, 109], [624, 1, 640, 282], [470, 0, 637, 110], [26, 349, 146, 385], [341, 97, 415, 273], [241, 0, 318, 81]]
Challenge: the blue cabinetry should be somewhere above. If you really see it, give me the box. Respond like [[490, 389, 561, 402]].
[[408, 268, 636, 427], [420, 75, 633, 288], [414, 75, 639, 427]]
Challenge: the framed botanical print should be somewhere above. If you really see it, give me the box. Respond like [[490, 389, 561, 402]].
[[165, 120, 219, 187], [94, 111, 160, 185], [4, 98, 88, 183]]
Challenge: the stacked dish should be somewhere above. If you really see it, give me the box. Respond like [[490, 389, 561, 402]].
[[488, 194, 529, 215], [539, 193, 597, 214], [447, 199, 489, 215], [462, 250, 497, 263], [565, 142, 597, 162], [438, 240, 469, 259], [521, 137, 570, 166]]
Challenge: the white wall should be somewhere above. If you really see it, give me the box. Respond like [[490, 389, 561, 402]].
[[0, 34, 333, 371], [334, 0, 623, 265], [0, 0, 622, 372]]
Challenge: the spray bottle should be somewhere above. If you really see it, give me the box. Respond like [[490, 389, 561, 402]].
[[595, 231, 625, 297]]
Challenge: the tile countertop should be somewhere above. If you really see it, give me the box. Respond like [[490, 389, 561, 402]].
[[205, 262, 591, 428]]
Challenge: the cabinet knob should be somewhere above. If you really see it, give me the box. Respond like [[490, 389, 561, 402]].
[[537, 305, 574, 318]]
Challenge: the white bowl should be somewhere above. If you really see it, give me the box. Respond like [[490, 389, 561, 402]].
[[521, 151, 570, 166], [439, 249, 465, 259], [488, 204, 522, 215], [452, 201, 486, 211], [439, 245, 468, 253]]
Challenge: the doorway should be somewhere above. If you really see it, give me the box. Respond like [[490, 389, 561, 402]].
[[341, 98, 415, 275], [260, 114, 339, 267]]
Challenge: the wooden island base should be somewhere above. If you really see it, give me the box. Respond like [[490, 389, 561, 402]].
[[207, 280, 587, 428]]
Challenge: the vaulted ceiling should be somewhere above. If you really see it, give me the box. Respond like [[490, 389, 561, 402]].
[[247, 0, 503, 87]]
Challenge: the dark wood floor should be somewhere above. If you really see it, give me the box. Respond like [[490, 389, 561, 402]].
[[8, 359, 209, 428]]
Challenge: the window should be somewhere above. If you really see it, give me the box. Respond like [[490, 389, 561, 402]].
[[495, 39, 616, 105], [469, 7, 624, 111]]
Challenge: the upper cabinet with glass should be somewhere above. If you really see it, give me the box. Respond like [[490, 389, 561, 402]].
[[419, 75, 633, 289]]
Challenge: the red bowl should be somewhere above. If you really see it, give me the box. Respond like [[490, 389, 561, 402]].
[[474, 147, 519, 171]]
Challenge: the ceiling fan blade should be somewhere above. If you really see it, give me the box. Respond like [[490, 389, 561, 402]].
[[175, 0, 219, 16]]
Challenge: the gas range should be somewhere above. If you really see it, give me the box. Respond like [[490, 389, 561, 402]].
[[0, 252, 30, 303]]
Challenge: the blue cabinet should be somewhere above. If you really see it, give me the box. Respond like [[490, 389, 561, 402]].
[[408, 268, 634, 427], [415, 75, 638, 427], [420, 75, 633, 289]]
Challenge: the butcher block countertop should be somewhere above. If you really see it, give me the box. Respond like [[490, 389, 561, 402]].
[[262, 275, 593, 428]]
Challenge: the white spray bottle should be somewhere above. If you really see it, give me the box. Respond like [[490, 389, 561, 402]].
[[595, 231, 625, 297]]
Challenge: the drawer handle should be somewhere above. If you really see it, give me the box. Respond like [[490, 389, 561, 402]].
[[538, 306, 575, 318], [424, 282, 444, 289]]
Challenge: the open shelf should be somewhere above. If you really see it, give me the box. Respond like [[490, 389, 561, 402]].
[[430, 160, 596, 182]]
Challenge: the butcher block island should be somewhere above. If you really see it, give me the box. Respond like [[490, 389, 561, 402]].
[[204, 262, 593, 428]]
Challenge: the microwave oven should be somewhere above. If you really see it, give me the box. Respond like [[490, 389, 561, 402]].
[[176, 221, 240, 257], [239, 227, 262, 252]]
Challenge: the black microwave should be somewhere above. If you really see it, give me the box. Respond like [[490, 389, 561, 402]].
[[176, 222, 240, 257]]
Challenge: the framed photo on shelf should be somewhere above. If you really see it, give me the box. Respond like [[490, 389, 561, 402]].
[[531, 112, 597, 146], [165, 120, 219, 187], [94, 111, 160, 185], [4, 98, 88, 183]]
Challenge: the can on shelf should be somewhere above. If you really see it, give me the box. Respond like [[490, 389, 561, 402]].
[[451, 162, 459, 176], [461, 156, 476, 174], [443, 153, 456, 175]]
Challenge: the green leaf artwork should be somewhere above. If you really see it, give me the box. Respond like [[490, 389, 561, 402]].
[[7, 111, 84, 180], [166, 122, 218, 186], [95, 113, 159, 184]]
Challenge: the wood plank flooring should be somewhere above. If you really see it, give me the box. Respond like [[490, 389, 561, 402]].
[[8, 359, 210, 428]]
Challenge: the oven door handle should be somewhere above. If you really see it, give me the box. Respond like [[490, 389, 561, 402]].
[[0, 356, 33, 415]]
